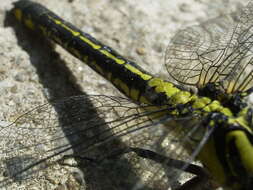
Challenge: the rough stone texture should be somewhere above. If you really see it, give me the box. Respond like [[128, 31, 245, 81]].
[[0, 0, 250, 189]]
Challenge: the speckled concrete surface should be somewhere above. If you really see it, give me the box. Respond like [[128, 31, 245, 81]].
[[0, 0, 250, 189]]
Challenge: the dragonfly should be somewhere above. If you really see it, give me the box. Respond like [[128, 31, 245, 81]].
[[1, 0, 253, 189]]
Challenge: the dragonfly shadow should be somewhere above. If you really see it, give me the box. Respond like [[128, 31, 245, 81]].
[[3, 9, 157, 190]]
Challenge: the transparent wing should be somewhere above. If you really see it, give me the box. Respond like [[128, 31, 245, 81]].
[[165, 1, 253, 94], [0, 95, 208, 189]]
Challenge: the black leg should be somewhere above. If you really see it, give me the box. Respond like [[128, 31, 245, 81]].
[[58, 147, 210, 189], [100, 147, 208, 177]]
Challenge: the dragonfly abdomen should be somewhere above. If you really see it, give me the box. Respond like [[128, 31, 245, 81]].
[[13, 0, 174, 105]]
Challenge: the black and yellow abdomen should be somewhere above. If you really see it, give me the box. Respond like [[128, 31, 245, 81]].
[[13, 0, 179, 105]]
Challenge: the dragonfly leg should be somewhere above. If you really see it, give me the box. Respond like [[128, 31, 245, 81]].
[[59, 147, 210, 189], [59, 147, 208, 176], [120, 147, 208, 176], [117, 148, 213, 190]]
